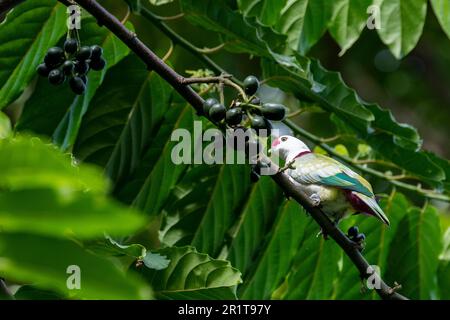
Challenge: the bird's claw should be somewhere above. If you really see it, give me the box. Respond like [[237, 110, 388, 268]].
[[309, 193, 321, 207]]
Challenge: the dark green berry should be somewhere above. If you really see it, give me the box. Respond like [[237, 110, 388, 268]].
[[225, 108, 243, 126], [251, 115, 271, 136], [62, 60, 74, 75], [36, 63, 50, 77], [261, 103, 286, 121], [76, 46, 92, 60], [44, 47, 64, 67], [243, 75, 259, 96], [74, 60, 90, 75], [89, 57, 106, 71], [203, 98, 219, 115], [64, 39, 78, 54], [251, 115, 267, 130], [90, 45, 103, 60], [355, 233, 366, 243], [348, 226, 359, 237], [208, 103, 226, 122], [69, 76, 86, 95], [48, 69, 65, 85]]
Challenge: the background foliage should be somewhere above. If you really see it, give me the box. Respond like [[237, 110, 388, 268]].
[[0, 0, 449, 300]]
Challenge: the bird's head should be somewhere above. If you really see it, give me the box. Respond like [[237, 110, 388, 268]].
[[270, 135, 311, 162]]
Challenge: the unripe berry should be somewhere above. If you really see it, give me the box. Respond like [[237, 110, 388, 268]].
[[90, 45, 103, 60], [44, 47, 64, 67], [62, 60, 74, 75], [202, 98, 218, 115], [208, 103, 226, 122], [76, 46, 92, 60]]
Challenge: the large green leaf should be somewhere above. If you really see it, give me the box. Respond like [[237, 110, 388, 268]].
[[437, 228, 450, 299], [0, 188, 146, 239], [73, 55, 150, 165], [376, 0, 427, 59], [334, 192, 409, 299], [0, 136, 107, 193], [181, 0, 286, 57], [0, 111, 11, 138], [238, 200, 308, 299], [0, 0, 66, 109], [136, 246, 242, 299], [282, 220, 341, 299], [160, 163, 252, 257], [105, 72, 173, 186], [238, 0, 335, 54], [431, 0, 450, 40], [227, 177, 284, 277], [131, 105, 195, 216], [329, 0, 373, 55], [53, 19, 133, 151], [385, 204, 442, 299], [0, 233, 151, 299]]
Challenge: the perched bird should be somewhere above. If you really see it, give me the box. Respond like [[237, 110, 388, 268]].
[[271, 135, 390, 226]]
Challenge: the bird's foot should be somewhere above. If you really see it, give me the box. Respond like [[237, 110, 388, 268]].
[[347, 226, 365, 252], [309, 193, 321, 207]]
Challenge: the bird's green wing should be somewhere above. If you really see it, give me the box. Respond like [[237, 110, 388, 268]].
[[292, 153, 374, 197]]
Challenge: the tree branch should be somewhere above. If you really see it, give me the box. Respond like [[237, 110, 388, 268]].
[[61, 0, 407, 300]]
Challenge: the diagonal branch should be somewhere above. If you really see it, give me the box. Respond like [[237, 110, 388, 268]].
[[60, 0, 407, 300]]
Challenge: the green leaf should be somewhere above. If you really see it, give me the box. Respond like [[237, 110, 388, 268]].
[[278, 0, 333, 54], [105, 71, 173, 186], [238, 201, 309, 299], [0, 0, 67, 109], [0, 111, 11, 139], [160, 164, 252, 257], [143, 252, 171, 270], [52, 19, 133, 151], [438, 228, 450, 299], [431, 0, 450, 40], [181, 0, 286, 57], [329, 0, 373, 56], [238, 0, 288, 26], [73, 55, 150, 165], [238, 0, 333, 54], [376, 0, 427, 59], [0, 136, 107, 193], [227, 177, 285, 277], [385, 204, 442, 299], [136, 246, 242, 299], [282, 220, 341, 299], [131, 105, 195, 216], [0, 188, 146, 239], [15, 286, 63, 300], [334, 192, 409, 299], [0, 233, 151, 299]]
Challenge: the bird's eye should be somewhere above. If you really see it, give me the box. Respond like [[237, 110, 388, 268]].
[[281, 137, 287, 142]]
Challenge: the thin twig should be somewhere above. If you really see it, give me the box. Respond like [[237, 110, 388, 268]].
[[65, 0, 410, 300], [182, 75, 247, 99]]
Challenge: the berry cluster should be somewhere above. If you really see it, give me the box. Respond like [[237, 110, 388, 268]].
[[202, 75, 286, 135], [348, 226, 366, 245], [36, 39, 106, 95]]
